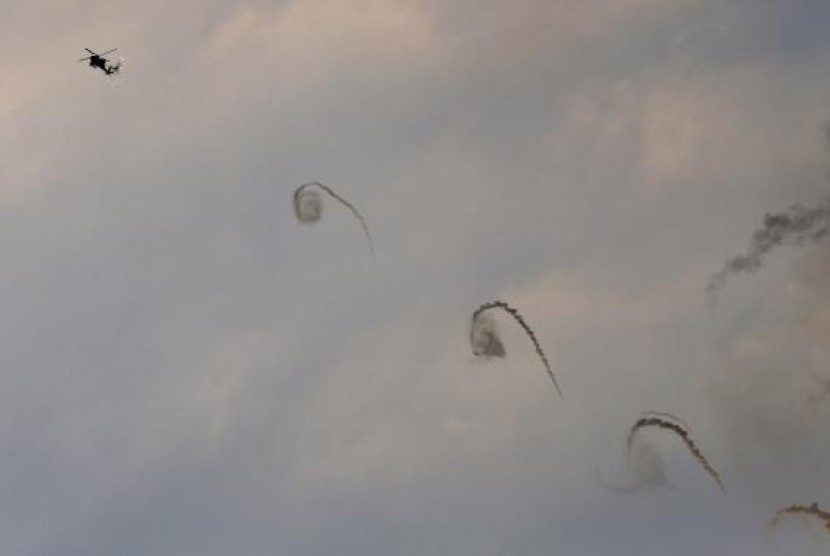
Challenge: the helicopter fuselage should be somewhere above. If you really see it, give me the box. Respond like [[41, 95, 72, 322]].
[[88, 55, 106, 70]]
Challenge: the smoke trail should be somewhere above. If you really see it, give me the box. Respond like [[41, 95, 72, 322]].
[[627, 412, 725, 492], [470, 301, 563, 399], [770, 503, 830, 535], [639, 410, 691, 429], [707, 199, 830, 294], [596, 411, 683, 495], [293, 181, 375, 256]]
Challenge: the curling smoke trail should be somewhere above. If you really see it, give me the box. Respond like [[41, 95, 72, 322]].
[[639, 410, 690, 428], [293, 181, 375, 256], [770, 503, 830, 535], [470, 301, 563, 399], [707, 199, 830, 294], [627, 412, 725, 492], [596, 412, 684, 495]]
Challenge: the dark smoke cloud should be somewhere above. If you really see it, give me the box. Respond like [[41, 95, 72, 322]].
[[293, 181, 375, 257], [707, 199, 830, 294]]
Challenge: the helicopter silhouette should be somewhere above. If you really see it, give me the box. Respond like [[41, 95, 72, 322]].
[[78, 48, 121, 75]]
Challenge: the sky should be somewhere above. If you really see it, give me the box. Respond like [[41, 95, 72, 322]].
[[2, 0, 830, 554]]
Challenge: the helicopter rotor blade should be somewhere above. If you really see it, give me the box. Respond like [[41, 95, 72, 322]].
[[85, 48, 97, 55], [78, 57, 92, 62], [99, 49, 117, 56]]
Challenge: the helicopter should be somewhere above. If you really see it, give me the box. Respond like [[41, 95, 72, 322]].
[[78, 48, 121, 75]]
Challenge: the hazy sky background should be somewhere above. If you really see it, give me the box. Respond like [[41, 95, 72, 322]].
[[2, 1, 830, 554]]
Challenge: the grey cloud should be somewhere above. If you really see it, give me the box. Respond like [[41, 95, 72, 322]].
[[0, 1, 829, 555]]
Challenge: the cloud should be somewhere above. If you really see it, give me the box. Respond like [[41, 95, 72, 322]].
[[1, 1, 830, 555], [704, 239, 830, 515], [194, 0, 438, 107]]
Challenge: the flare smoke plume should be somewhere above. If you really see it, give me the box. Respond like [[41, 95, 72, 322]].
[[627, 412, 725, 492], [596, 442, 669, 494], [770, 503, 830, 535], [597, 412, 687, 494], [293, 181, 375, 256], [470, 301, 563, 399], [469, 311, 505, 358], [707, 199, 830, 294]]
